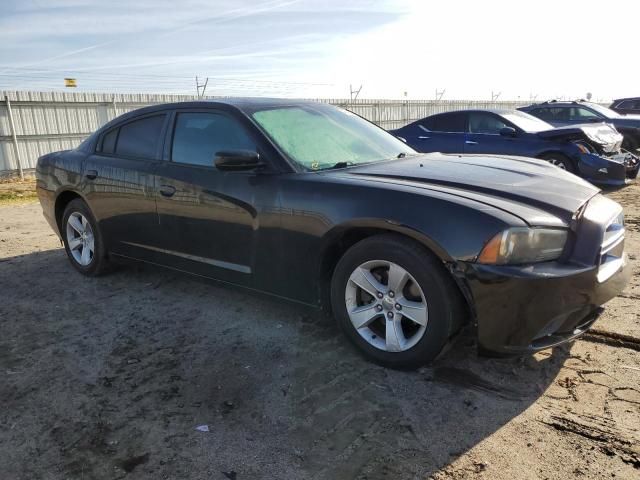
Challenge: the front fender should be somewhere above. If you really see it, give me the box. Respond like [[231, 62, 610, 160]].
[[320, 218, 453, 263]]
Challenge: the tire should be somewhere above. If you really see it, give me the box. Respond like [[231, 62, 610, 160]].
[[330, 234, 465, 369], [540, 153, 575, 173], [61, 198, 110, 276]]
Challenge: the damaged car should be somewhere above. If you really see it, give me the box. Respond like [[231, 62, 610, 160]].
[[36, 100, 630, 368], [520, 100, 640, 154], [390, 109, 639, 185]]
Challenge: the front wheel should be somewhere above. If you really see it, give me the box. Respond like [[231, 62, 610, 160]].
[[330, 234, 465, 369], [62, 198, 110, 276], [541, 154, 575, 173]]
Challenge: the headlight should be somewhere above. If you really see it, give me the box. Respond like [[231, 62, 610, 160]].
[[477, 227, 568, 265], [574, 141, 592, 154]]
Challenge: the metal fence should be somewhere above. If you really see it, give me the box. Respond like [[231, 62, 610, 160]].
[[0, 90, 533, 176]]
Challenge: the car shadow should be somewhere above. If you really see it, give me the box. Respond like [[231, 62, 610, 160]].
[[0, 249, 569, 480]]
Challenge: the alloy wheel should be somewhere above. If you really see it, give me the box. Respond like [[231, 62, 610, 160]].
[[548, 158, 567, 170], [345, 260, 428, 352], [65, 212, 95, 266]]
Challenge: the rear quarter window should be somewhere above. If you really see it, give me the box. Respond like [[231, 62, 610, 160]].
[[100, 128, 118, 154]]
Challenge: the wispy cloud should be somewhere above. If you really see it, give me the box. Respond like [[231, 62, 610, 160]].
[[0, 0, 403, 96], [3, 0, 637, 99]]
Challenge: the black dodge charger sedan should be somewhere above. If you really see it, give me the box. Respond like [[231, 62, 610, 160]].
[[36, 99, 630, 368]]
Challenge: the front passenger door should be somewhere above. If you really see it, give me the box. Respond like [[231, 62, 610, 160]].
[[153, 110, 281, 288], [568, 107, 603, 125], [464, 112, 517, 155]]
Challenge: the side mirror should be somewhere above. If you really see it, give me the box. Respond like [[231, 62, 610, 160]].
[[214, 150, 264, 171], [499, 127, 517, 137]]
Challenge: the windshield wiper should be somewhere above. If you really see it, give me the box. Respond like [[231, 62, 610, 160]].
[[397, 152, 407, 158], [326, 161, 354, 170]]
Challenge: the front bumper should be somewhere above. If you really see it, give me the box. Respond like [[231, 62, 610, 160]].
[[576, 152, 639, 185], [457, 256, 630, 354]]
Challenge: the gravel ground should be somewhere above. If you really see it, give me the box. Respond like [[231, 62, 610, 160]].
[[0, 184, 639, 480]]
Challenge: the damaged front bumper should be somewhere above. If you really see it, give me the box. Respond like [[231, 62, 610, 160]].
[[457, 257, 630, 354], [575, 151, 640, 185]]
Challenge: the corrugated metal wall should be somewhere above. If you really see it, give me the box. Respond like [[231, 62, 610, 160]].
[[0, 90, 534, 174]]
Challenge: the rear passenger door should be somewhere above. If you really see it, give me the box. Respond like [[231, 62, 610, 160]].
[[83, 112, 169, 259], [412, 112, 466, 153], [527, 107, 570, 127]]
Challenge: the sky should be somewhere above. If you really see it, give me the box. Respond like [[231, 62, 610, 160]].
[[0, 0, 638, 100]]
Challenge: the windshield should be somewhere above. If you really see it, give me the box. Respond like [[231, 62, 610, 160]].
[[250, 104, 416, 170], [501, 110, 553, 132], [586, 102, 621, 119]]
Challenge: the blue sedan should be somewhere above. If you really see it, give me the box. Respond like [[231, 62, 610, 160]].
[[390, 109, 639, 186]]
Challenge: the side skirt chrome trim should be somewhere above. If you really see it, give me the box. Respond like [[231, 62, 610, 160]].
[[108, 252, 317, 308], [121, 241, 251, 274]]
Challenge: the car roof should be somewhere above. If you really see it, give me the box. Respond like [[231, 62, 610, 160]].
[[117, 97, 321, 116], [429, 108, 514, 116], [612, 97, 640, 103], [100, 97, 325, 129], [525, 99, 595, 108]]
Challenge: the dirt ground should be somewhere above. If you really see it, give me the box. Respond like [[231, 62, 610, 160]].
[[0, 183, 639, 480]]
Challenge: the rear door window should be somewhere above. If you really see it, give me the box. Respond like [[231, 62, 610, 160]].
[[426, 112, 466, 132], [530, 107, 569, 122], [529, 108, 551, 121], [114, 115, 166, 159], [617, 100, 638, 110]]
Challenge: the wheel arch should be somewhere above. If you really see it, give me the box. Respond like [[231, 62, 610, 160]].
[[316, 220, 472, 319], [536, 150, 577, 170], [54, 189, 86, 235], [537, 150, 575, 162]]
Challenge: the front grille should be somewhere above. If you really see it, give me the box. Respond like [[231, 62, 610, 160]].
[[575, 194, 625, 282], [596, 204, 625, 282]]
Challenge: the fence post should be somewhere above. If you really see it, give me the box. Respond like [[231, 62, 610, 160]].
[[111, 96, 118, 120], [5, 95, 24, 180]]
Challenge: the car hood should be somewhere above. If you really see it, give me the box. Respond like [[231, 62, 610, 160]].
[[337, 153, 599, 224], [536, 123, 623, 153]]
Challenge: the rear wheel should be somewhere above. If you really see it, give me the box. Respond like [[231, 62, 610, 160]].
[[330, 234, 465, 369], [62, 198, 110, 276]]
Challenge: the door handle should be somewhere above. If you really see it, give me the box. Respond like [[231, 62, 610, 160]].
[[159, 184, 176, 197], [85, 170, 98, 180], [465, 140, 478, 145], [418, 136, 430, 139]]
